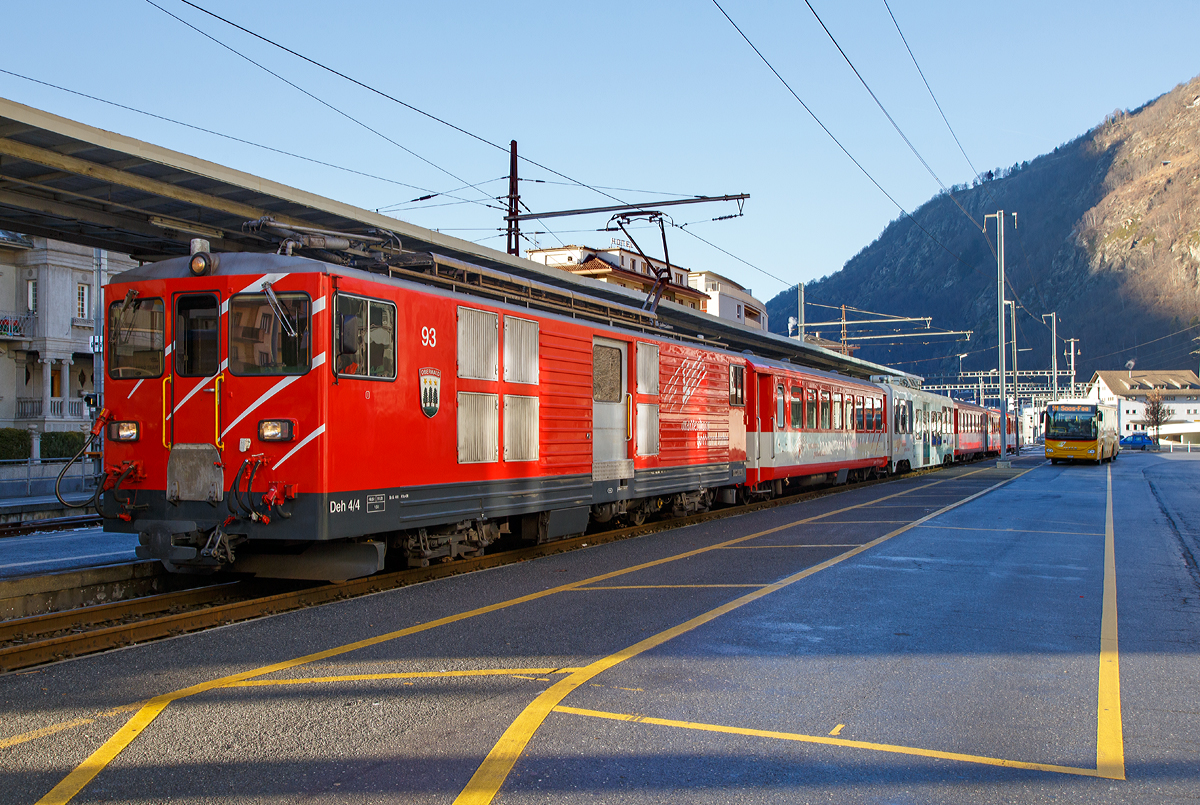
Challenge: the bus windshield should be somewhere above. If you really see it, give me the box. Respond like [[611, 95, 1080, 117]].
[[1046, 408, 1097, 440]]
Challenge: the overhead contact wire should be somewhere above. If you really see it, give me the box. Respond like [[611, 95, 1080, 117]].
[[145, 0, 502, 211]]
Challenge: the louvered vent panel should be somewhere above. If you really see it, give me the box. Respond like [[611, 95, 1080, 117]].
[[504, 395, 539, 462], [503, 317, 539, 384], [636, 403, 660, 456], [457, 307, 498, 380], [636, 343, 659, 395], [457, 392, 499, 463]]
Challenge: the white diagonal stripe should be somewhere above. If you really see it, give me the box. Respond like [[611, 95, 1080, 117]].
[[221, 352, 326, 438], [127, 379, 144, 399], [274, 423, 325, 470], [169, 359, 229, 420]]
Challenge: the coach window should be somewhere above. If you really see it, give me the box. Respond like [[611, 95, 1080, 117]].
[[174, 294, 219, 377], [833, 392, 843, 429], [820, 391, 831, 430], [855, 397, 865, 431], [876, 399, 885, 431], [804, 389, 817, 429], [729, 365, 745, 406], [108, 297, 165, 378], [790, 386, 802, 428], [335, 294, 396, 379], [846, 397, 854, 430], [229, 293, 311, 375], [776, 383, 785, 429]]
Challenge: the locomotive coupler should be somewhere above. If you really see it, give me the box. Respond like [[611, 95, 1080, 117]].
[[200, 524, 235, 564]]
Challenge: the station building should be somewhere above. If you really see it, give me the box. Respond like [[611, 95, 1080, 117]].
[[1085, 369, 1200, 444], [0, 231, 130, 452]]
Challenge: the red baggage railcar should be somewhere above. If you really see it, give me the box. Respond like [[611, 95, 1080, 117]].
[[100, 252, 748, 578]]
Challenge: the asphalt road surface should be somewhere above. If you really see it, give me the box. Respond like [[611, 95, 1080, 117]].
[[2, 452, 1198, 804]]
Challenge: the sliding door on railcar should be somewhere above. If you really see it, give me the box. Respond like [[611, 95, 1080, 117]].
[[592, 338, 633, 483]]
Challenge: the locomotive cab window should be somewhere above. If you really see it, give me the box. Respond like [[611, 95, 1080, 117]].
[[335, 294, 396, 379], [175, 293, 219, 377], [108, 296, 165, 378], [229, 293, 311, 376]]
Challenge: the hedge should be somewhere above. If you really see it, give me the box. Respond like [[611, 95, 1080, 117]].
[[41, 431, 88, 459], [0, 428, 31, 461]]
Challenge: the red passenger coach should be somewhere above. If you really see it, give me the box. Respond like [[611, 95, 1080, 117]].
[[101, 252, 746, 579], [743, 359, 888, 495], [952, 400, 991, 461]]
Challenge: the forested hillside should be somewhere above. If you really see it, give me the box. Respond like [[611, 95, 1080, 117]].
[[765, 75, 1200, 380]]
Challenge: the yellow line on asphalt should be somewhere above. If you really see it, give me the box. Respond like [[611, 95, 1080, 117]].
[[717, 544, 862, 549], [451, 468, 1023, 804], [552, 706, 1101, 778], [226, 668, 583, 687], [0, 719, 95, 750], [34, 473, 972, 804], [1096, 464, 1125, 780], [572, 584, 769, 590], [0, 701, 147, 752]]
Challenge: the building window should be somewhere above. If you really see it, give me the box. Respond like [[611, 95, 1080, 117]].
[[77, 284, 90, 319], [27, 279, 37, 313], [729, 365, 745, 406], [736, 303, 743, 319]]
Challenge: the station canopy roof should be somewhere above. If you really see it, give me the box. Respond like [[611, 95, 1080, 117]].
[[0, 95, 915, 381]]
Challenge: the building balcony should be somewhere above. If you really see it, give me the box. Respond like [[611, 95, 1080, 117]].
[[16, 397, 85, 419], [0, 311, 35, 340]]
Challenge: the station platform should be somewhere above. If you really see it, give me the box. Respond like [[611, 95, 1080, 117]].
[[2, 451, 1198, 804]]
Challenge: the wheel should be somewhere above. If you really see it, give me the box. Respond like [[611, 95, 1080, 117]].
[[629, 509, 646, 526], [1050, 458, 1058, 465]]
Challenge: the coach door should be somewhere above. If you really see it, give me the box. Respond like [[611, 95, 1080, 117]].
[[592, 338, 633, 482], [921, 402, 931, 465], [165, 291, 225, 503]]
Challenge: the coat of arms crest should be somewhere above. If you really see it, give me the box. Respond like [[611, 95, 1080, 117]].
[[419, 368, 441, 417]]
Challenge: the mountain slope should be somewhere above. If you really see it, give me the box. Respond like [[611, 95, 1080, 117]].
[[766, 75, 1200, 380]]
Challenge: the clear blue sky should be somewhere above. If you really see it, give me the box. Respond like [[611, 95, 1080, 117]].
[[3, 0, 1197, 301]]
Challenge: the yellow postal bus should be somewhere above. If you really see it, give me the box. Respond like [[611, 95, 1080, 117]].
[[1044, 401, 1119, 464]]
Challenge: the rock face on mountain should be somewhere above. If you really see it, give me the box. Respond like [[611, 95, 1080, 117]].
[[766, 75, 1200, 381]]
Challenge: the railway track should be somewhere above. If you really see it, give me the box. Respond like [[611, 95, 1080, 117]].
[[0, 514, 102, 539], [0, 461, 978, 673]]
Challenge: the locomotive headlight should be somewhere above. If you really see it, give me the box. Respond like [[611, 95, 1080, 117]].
[[258, 419, 295, 442], [107, 421, 140, 442], [188, 252, 218, 276]]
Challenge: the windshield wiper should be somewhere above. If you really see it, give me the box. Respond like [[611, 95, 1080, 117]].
[[261, 282, 297, 338]]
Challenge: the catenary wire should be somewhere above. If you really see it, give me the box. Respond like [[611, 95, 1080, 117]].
[[174, 0, 779, 283], [800, 0, 985, 235], [712, 0, 983, 283], [0, 67, 487, 204], [881, 0, 979, 179], [145, 0, 502, 211]]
